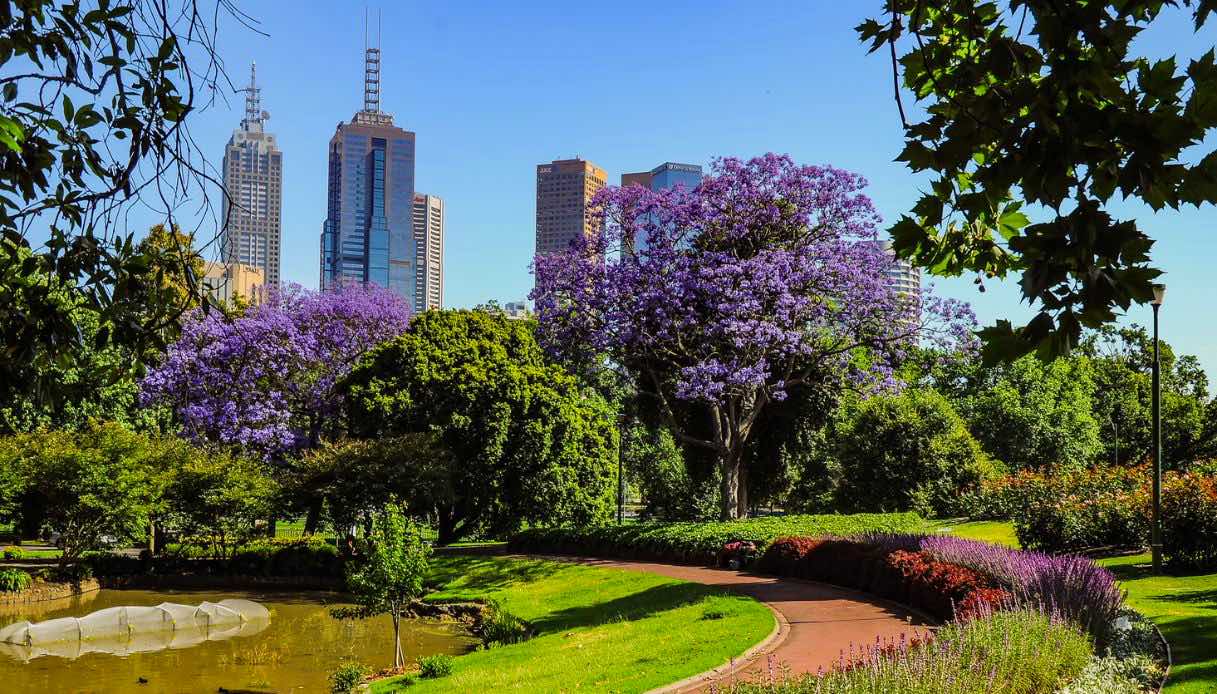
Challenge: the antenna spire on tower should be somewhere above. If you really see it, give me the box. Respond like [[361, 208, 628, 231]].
[[363, 9, 382, 113], [243, 61, 262, 125]]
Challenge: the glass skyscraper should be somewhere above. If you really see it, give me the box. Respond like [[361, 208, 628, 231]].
[[621, 162, 703, 193], [319, 45, 418, 305]]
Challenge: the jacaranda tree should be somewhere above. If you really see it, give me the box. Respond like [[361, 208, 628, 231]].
[[532, 153, 973, 519], [140, 283, 412, 462]]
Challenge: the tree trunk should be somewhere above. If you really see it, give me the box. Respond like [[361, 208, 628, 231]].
[[719, 451, 742, 520], [392, 611, 403, 669], [303, 498, 323, 535], [736, 464, 749, 519], [436, 506, 458, 545], [19, 491, 46, 542]]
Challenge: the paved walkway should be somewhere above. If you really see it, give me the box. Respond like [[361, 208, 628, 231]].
[[531, 556, 930, 692]]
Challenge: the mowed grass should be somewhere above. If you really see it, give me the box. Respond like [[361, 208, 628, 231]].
[[370, 554, 774, 693], [939, 518, 1217, 693]]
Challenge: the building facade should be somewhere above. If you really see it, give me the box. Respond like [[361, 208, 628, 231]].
[[535, 158, 607, 255], [319, 44, 417, 303], [412, 193, 444, 311], [222, 63, 283, 287], [201, 261, 265, 305], [621, 161, 703, 193]]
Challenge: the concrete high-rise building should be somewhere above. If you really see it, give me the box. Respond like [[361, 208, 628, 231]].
[[319, 37, 417, 302], [621, 162, 703, 192], [879, 240, 922, 300], [535, 158, 607, 255], [412, 193, 443, 311], [222, 63, 282, 287]]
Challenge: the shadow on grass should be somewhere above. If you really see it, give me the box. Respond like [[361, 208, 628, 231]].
[[1157, 613, 1217, 690], [1158, 588, 1217, 606], [427, 555, 564, 593], [528, 582, 725, 634]]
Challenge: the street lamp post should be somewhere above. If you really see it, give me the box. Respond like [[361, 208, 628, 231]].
[[1151, 283, 1166, 574]]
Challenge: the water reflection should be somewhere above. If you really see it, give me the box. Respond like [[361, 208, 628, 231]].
[[0, 589, 477, 693]]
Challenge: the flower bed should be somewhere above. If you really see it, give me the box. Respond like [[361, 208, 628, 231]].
[[507, 512, 923, 565]]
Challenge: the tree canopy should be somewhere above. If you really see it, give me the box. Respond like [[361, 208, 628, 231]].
[[341, 309, 618, 544], [533, 153, 972, 519], [859, 1, 1217, 362]]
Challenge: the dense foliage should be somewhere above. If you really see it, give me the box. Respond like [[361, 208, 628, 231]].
[[142, 283, 411, 462], [342, 310, 618, 544], [533, 153, 972, 519], [833, 388, 998, 516], [859, 1, 1217, 362], [508, 512, 924, 564]]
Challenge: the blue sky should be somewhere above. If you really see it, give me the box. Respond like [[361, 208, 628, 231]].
[[172, 1, 1216, 381]]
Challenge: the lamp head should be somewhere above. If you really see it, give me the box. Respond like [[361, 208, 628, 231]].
[[1151, 284, 1167, 306]]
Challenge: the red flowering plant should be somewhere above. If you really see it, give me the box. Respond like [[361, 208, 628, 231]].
[[719, 540, 759, 569]]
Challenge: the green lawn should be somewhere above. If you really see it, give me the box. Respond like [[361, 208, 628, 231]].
[[370, 554, 774, 693], [937, 519, 1217, 694]]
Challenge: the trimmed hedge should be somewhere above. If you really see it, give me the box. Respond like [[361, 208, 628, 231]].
[[508, 513, 923, 565], [84, 537, 342, 578]]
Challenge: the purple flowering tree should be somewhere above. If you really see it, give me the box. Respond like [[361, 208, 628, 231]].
[[532, 153, 972, 519], [140, 282, 412, 462]]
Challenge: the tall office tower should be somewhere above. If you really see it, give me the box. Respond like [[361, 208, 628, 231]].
[[222, 63, 283, 287], [412, 193, 443, 311], [879, 240, 922, 302], [620, 162, 703, 192], [319, 37, 417, 301], [535, 158, 607, 255]]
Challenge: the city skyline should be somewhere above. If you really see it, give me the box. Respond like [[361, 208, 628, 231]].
[[126, 1, 1214, 380]]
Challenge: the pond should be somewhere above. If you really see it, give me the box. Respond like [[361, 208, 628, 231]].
[[0, 588, 478, 693]]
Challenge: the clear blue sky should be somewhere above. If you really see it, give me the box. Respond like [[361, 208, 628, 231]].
[[177, 1, 1217, 383]]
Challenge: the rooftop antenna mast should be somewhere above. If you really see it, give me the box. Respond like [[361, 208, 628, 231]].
[[240, 62, 263, 126], [363, 8, 382, 113]]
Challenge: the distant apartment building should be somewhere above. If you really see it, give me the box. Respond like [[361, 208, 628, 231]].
[[535, 158, 607, 255], [221, 63, 283, 287], [412, 193, 444, 311], [201, 261, 265, 305], [621, 161, 703, 192], [319, 40, 418, 306], [879, 240, 922, 300], [502, 301, 529, 320]]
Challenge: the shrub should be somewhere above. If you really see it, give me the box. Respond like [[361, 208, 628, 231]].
[[2, 545, 27, 560], [417, 653, 454, 679], [328, 661, 369, 693], [1059, 655, 1163, 694], [1161, 472, 1217, 569], [479, 601, 530, 648], [733, 607, 1092, 694], [0, 568, 32, 592], [833, 389, 1000, 518], [978, 466, 1149, 551], [230, 537, 342, 577], [508, 512, 923, 565]]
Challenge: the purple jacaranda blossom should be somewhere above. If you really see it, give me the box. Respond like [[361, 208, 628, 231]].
[[140, 282, 411, 461], [531, 153, 975, 519]]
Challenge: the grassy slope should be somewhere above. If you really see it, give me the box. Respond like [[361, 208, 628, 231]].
[[370, 554, 774, 693], [938, 518, 1217, 694]]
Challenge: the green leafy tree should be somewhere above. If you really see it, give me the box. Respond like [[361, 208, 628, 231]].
[[0, 422, 167, 565], [858, 1, 1217, 362], [961, 355, 1101, 471], [339, 506, 430, 669], [1, 1, 247, 407], [342, 310, 618, 544], [834, 388, 999, 517], [1081, 325, 1217, 468], [162, 447, 279, 559]]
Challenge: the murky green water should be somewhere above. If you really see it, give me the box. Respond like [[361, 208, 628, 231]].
[[0, 588, 478, 693]]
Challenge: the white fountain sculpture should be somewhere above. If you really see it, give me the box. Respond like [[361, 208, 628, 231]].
[[0, 599, 270, 661]]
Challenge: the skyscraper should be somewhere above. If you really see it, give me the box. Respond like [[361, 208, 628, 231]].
[[412, 193, 443, 311], [319, 37, 417, 303], [222, 63, 282, 287], [535, 158, 607, 255], [621, 162, 703, 192]]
